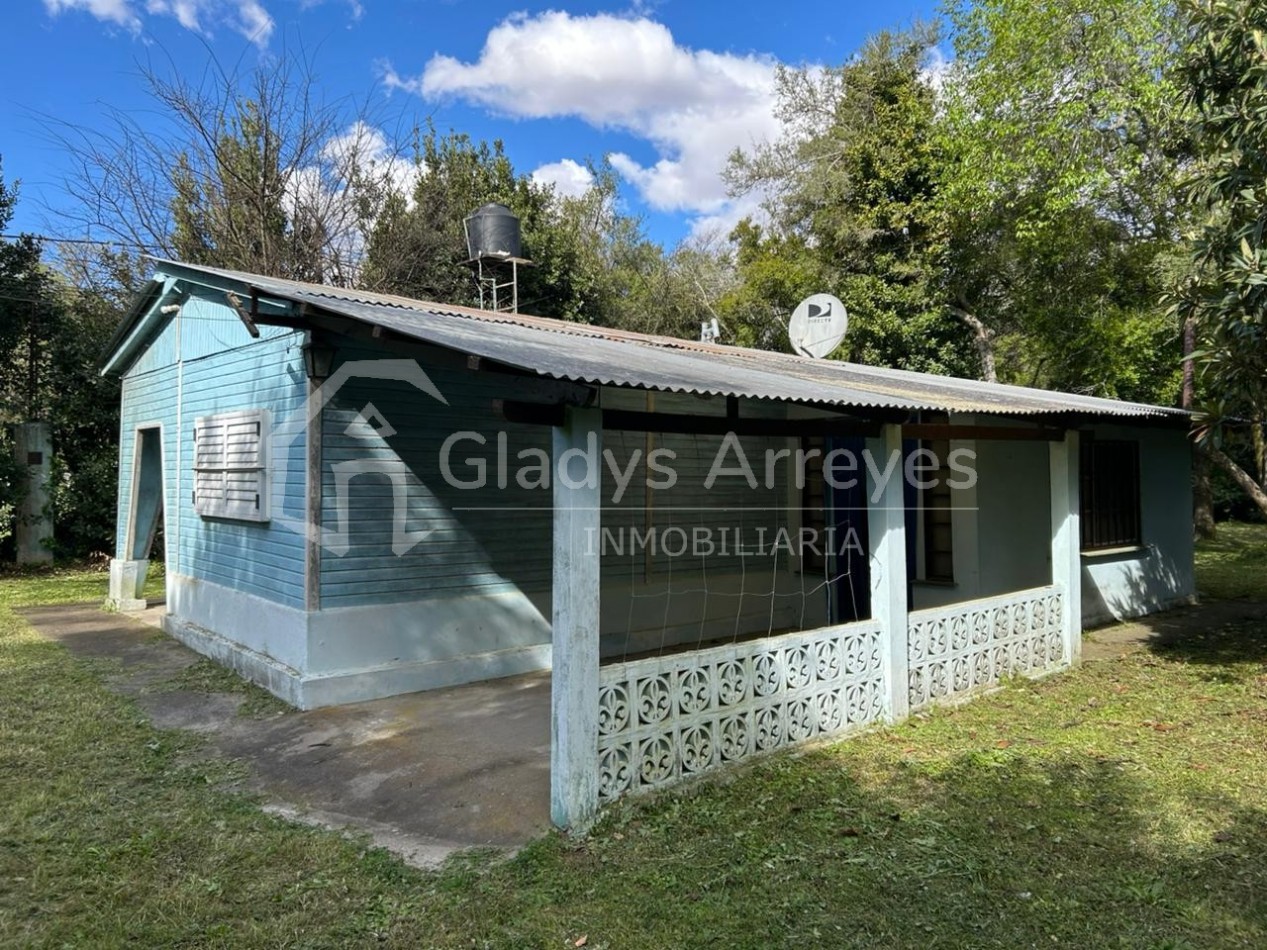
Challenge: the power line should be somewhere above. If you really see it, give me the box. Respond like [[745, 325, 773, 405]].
[[0, 232, 166, 250]]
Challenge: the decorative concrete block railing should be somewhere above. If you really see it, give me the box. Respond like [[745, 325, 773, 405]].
[[596, 621, 886, 802], [907, 585, 1067, 711]]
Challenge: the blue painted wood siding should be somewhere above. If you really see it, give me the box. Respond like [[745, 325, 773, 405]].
[[319, 342, 790, 609], [116, 290, 309, 608], [319, 344, 552, 606]]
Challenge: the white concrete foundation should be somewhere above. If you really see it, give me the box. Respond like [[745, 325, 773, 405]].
[[108, 558, 150, 611]]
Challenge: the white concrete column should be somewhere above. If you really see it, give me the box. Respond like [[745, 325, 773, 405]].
[[550, 405, 602, 830], [1049, 432, 1083, 666], [108, 558, 149, 611], [14, 422, 53, 565], [867, 423, 910, 723]]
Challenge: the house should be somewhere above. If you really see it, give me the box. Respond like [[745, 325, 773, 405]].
[[102, 259, 1195, 828]]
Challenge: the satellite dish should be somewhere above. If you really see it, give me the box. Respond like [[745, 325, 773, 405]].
[[788, 293, 848, 359]]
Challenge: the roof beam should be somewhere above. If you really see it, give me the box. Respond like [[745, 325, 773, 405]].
[[902, 423, 1067, 442], [497, 400, 883, 437]]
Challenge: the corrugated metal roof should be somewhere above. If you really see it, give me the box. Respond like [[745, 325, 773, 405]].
[[144, 259, 1188, 421]]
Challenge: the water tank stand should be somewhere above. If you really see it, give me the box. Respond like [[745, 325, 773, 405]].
[[467, 254, 533, 314]]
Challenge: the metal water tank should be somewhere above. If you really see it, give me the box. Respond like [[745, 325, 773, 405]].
[[464, 203, 522, 260]]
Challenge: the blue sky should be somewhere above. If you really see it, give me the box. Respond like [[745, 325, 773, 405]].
[[6, 0, 939, 249]]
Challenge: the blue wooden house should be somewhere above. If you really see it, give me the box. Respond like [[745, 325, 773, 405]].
[[103, 260, 1195, 828]]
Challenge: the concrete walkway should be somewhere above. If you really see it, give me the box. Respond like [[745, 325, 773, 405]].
[[19, 604, 552, 868], [26, 598, 1264, 869], [1082, 599, 1267, 661]]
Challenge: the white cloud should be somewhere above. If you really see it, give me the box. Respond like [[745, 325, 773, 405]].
[[920, 45, 952, 94], [44, 0, 138, 28], [44, 0, 275, 46], [685, 190, 767, 244], [299, 0, 364, 22], [531, 159, 594, 199], [385, 11, 780, 230]]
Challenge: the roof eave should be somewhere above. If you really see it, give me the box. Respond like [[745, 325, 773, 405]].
[[98, 277, 176, 377]]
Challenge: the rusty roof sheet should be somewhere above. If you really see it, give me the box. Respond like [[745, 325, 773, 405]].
[[149, 259, 1188, 420]]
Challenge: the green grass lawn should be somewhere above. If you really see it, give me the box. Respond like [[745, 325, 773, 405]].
[[1191, 521, 1267, 601], [2, 530, 1266, 947]]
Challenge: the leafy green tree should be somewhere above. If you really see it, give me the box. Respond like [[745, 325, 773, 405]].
[[0, 166, 44, 548], [940, 0, 1188, 242], [1172, 0, 1267, 519], [363, 139, 729, 335], [0, 160, 121, 557], [726, 27, 977, 375], [362, 129, 539, 305], [362, 131, 638, 322], [936, 0, 1191, 398], [0, 169, 53, 422]]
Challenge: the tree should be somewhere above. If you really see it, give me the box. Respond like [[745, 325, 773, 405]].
[[361, 129, 537, 305], [362, 132, 633, 322], [51, 49, 402, 288], [0, 167, 54, 422], [726, 27, 978, 376], [0, 159, 120, 558], [363, 139, 731, 334], [940, 0, 1189, 242], [0, 165, 47, 552], [936, 0, 1191, 399], [1171, 0, 1267, 520]]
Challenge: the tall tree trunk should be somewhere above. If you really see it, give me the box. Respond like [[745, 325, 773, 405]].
[[1202, 442, 1267, 521], [950, 305, 998, 383], [1193, 452, 1218, 539], [1252, 411, 1266, 489], [1182, 314, 1196, 409], [1183, 314, 1217, 539]]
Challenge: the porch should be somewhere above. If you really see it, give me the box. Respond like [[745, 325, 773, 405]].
[[550, 416, 1083, 828]]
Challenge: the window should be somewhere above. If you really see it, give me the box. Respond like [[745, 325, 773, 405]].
[[1080, 439, 1141, 551], [801, 436, 827, 572], [919, 412, 954, 583], [193, 409, 270, 522]]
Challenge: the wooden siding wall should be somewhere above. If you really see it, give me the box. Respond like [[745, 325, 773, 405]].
[[318, 342, 793, 616], [319, 343, 553, 606], [116, 291, 309, 608]]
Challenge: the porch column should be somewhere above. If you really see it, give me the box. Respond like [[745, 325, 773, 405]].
[[1049, 432, 1083, 666], [867, 423, 910, 723], [550, 405, 603, 830]]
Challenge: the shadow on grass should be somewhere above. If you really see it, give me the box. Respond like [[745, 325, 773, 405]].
[[533, 744, 1267, 948], [1147, 613, 1267, 671]]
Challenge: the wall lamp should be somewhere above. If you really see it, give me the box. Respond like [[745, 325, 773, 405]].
[[302, 338, 336, 382]]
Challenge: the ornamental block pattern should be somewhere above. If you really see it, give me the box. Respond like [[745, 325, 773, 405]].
[[597, 621, 885, 802], [907, 585, 1066, 711]]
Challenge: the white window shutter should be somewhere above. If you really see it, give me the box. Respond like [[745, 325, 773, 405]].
[[193, 409, 270, 522]]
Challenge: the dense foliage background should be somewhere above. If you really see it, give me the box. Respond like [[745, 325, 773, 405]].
[[5, 0, 1267, 560]]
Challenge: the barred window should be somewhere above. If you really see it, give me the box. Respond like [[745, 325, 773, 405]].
[[801, 435, 827, 571], [920, 435, 955, 582], [1080, 439, 1141, 551], [193, 409, 270, 522]]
